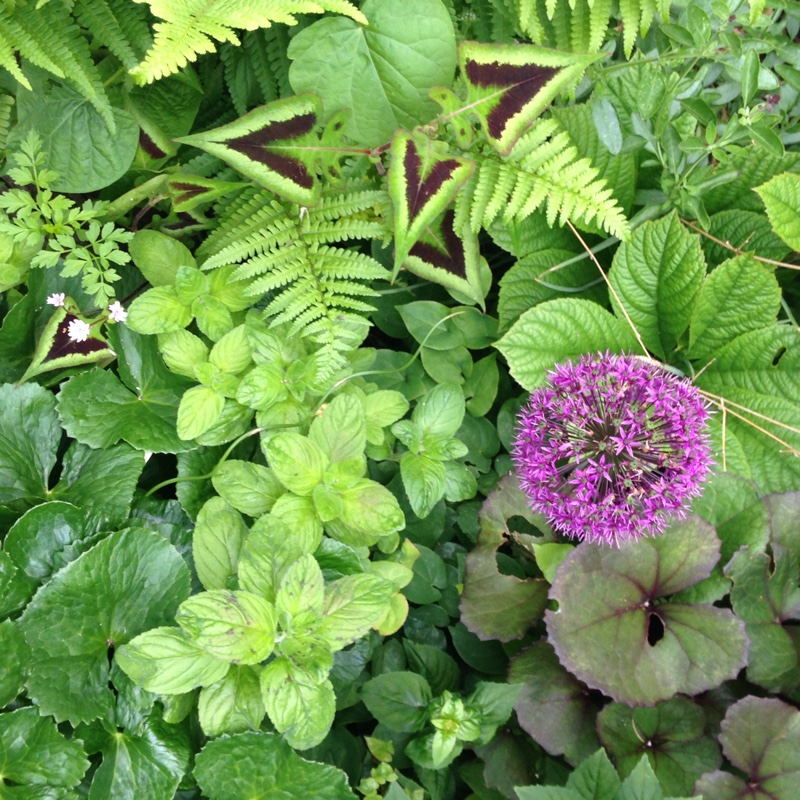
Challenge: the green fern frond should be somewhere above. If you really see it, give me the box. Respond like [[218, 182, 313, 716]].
[[73, 0, 141, 69], [130, 0, 367, 84], [109, 0, 153, 59], [463, 118, 629, 240], [0, 94, 14, 151], [259, 25, 293, 98], [201, 185, 389, 379], [1, 2, 114, 129]]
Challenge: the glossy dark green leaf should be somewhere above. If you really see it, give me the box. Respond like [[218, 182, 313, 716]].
[[0, 619, 29, 706], [20, 529, 191, 724], [360, 672, 433, 733]]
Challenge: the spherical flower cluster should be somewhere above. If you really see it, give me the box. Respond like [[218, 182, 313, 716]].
[[513, 353, 712, 546]]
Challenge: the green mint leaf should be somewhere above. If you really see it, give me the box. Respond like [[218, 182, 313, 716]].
[[211, 460, 284, 517], [335, 479, 405, 547], [177, 384, 225, 441], [126, 286, 192, 335], [174, 264, 210, 305], [198, 665, 265, 737], [318, 574, 395, 652], [176, 590, 277, 665], [129, 229, 196, 287], [260, 659, 336, 750], [0, 707, 89, 794], [608, 211, 705, 359], [20, 530, 191, 723], [193, 497, 249, 591], [412, 383, 464, 438], [116, 627, 230, 694], [276, 554, 325, 620], [310, 394, 367, 464], [194, 732, 357, 800], [400, 453, 447, 520], [158, 329, 209, 379], [209, 325, 252, 375], [266, 433, 329, 496]]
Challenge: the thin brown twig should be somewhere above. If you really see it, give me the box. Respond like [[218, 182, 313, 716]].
[[681, 217, 800, 271]]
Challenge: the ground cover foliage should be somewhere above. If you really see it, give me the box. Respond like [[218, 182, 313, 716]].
[[0, 0, 799, 797]]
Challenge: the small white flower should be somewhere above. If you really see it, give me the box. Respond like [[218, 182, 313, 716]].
[[67, 319, 91, 343], [47, 293, 66, 307], [108, 301, 128, 323]]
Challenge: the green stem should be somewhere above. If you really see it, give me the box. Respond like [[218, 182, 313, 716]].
[[100, 175, 170, 221]]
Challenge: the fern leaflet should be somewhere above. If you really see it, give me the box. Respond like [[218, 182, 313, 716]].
[[130, 0, 367, 84], [462, 118, 630, 240]]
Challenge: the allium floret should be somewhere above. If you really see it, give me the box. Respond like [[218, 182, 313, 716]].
[[513, 352, 711, 546]]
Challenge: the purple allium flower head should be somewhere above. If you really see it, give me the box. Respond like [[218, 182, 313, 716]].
[[513, 352, 712, 546]]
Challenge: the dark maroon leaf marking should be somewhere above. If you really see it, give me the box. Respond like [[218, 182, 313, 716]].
[[171, 182, 207, 206], [139, 130, 167, 159], [226, 112, 317, 189], [464, 59, 558, 139], [409, 210, 466, 278], [44, 315, 108, 362], [403, 144, 463, 223]]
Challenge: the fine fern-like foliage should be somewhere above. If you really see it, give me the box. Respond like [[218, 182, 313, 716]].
[[459, 118, 630, 240], [500, 0, 665, 55], [72, 0, 152, 70], [198, 184, 392, 377], [129, 0, 367, 84], [0, 94, 13, 152]]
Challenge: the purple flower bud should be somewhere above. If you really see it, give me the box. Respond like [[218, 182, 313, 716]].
[[513, 353, 712, 546]]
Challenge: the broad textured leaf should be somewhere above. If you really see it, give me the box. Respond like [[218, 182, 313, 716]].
[[546, 517, 748, 706], [461, 475, 549, 642], [194, 731, 357, 800], [498, 248, 604, 333], [51, 441, 143, 532], [260, 660, 336, 750], [509, 643, 601, 765], [608, 212, 705, 359], [177, 590, 277, 665], [688, 256, 781, 361], [389, 131, 480, 303], [495, 298, 641, 390], [460, 41, 600, 155], [399, 452, 447, 520], [276, 554, 325, 619], [192, 497, 249, 591], [726, 548, 800, 691], [87, 713, 190, 800], [0, 620, 28, 706], [309, 394, 367, 464], [701, 209, 791, 267], [754, 172, 800, 250], [58, 326, 194, 453], [597, 697, 721, 796], [4, 502, 94, 584], [0, 382, 60, 509], [0, 707, 88, 794], [198, 665, 265, 737], [695, 696, 800, 800], [360, 672, 433, 732], [175, 95, 327, 205], [695, 325, 800, 493], [116, 627, 230, 694], [16, 84, 138, 192], [211, 460, 284, 518], [20, 530, 191, 724], [177, 385, 225, 440], [126, 286, 193, 334], [288, 0, 457, 147]]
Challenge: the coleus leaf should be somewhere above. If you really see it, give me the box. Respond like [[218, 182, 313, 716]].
[[175, 96, 346, 206], [19, 306, 114, 384], [459, 42, 601, 155], [167, 174, 248, 213], [389, 131, 480, 301]]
